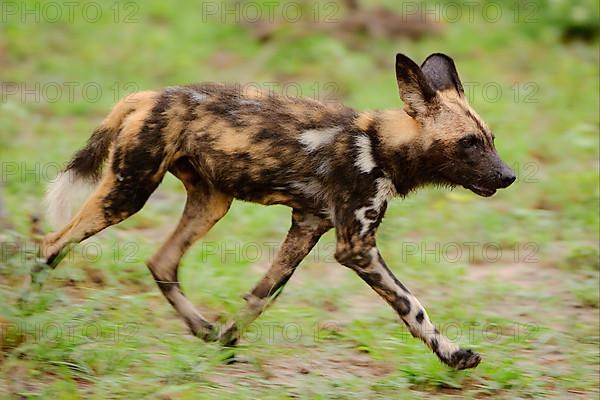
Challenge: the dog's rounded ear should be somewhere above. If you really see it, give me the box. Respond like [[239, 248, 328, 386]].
[[420, 53, 464, 95], [395, 53, 437, 118]]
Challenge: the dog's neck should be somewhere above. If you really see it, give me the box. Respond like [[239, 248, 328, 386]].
[[364, 109, 437, 196]]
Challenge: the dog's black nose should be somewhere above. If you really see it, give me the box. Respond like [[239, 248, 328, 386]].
[[499, 172, 516, 188]]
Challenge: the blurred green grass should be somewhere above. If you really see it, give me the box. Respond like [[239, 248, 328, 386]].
[[1, 0, 599, 398]]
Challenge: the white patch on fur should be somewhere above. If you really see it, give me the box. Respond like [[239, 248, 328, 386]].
[[365, 247, 460, 359], [190, 92, 207, 103], [316, 161, 330, 176], [354, 177, 396, 237], [299, 127, 341, 152], [239, 99, 260, 107], [374, 177, 396, 207], [354, 135, 376, 173], [354, 208, 370, 236], [45, 171, 94, 230], [290, 180, 324, 200], [164, 86, 182, 94], [181, 87, 207, 103], [405, 289, 459, 360]]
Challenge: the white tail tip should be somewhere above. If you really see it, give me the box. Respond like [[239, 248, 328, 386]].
[[45, 171, 94, 230]]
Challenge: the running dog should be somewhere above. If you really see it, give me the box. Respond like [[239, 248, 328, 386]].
[[41, 53, 515, 369]]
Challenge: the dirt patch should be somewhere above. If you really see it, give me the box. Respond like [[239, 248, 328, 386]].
[[466, 261, 599, 386], [208, 346, 393, 390], [466, 262, 566, 294], [262, 348, 393, 383], [466, 262, 599, 327]]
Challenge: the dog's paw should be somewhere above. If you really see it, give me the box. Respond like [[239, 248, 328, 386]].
[[218, 321, 240, 347], [447, 348, 481, 370]]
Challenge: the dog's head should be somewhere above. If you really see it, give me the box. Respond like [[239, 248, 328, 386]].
[[395, 53, 515, 197]]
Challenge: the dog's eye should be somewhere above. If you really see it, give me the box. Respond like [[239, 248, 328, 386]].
[[459, 135, 479, 148]]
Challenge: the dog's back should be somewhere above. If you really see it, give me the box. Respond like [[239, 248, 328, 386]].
[[178, 84, 358, 209]]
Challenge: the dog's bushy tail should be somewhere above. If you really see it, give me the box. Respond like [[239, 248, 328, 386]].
[[45, 97, 137, 229]]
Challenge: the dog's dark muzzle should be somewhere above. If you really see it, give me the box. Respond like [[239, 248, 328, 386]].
[[463, 157, 515, 197], [496, 164, 516, 189]]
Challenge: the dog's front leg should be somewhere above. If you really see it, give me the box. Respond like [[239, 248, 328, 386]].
[[334, 208, 481, 370]]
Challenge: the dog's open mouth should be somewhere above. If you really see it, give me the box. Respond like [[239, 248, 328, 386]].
[[463, 184, 496, 197]]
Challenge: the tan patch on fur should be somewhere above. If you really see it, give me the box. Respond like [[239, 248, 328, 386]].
[[438, 88, 463, 102], [103, 91, 159, 130], [164, 97, 187, 138], [262, 156, 282, 169], [214, 127, 253, 153], [437, 89, 492, 141], [161, 96, 192, 161], [376, 109, 421, 148], [256, 193, 296, 206], [354, 112, 375, 131], [438, 90, 470, 118], [286, 99, 329, 122], [188, 114, 218, 137], [109, 91, 182, 175], [116, 93, 159, 145], [242, 86, 267, 100], [111, 111, 151, 163]]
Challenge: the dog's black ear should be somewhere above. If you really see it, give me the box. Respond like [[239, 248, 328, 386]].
[[420, 53, 464, 95], [395, 53, 437, 117]]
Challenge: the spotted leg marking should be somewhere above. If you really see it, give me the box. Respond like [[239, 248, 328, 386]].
[[333, 182, 481, 370], [219, 210, 332, 345]]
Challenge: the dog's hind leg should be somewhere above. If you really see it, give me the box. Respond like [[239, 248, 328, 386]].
[[219, 210, 331, 345], [147, 158, 232, 340], [40, 103, 175, 276], [26, 157, 166, 298], [40, 157, 167, 268]]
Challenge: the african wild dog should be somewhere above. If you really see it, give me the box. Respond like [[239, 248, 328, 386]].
[[41, 53, 515, 370]]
